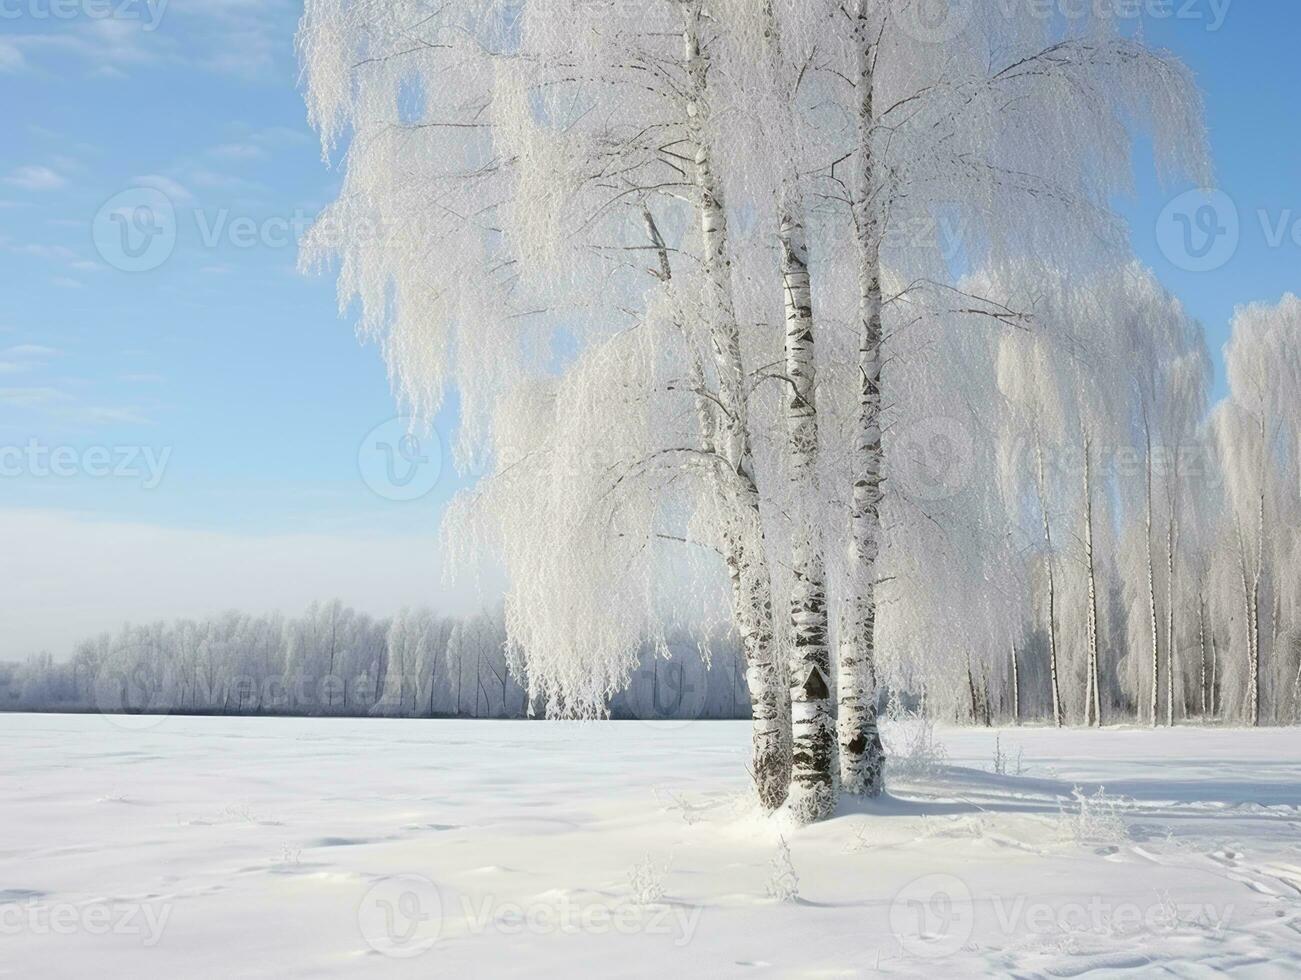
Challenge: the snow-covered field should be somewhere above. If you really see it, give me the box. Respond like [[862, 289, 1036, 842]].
[[2, 715, 1299, 978]]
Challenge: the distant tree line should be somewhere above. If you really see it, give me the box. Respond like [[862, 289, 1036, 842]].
[[0, 601, 751, 722]]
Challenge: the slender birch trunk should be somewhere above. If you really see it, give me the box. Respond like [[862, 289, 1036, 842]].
[[1034, 431, 1063, 727], [756, 0, 835, 820], [779, 193, 835, 821], [1082, 428, 1102, 727], [1144, 420, 1160, 727], [1237, 523, 1257, 727], [1250, 417, 1265, 726], [1165, 515, 1177, 726], [1011, 637, 1021, 725], [1197, 591, 1208, 717], [839, 0, 886, 797], [966, 654, 979, 723], [1209, 613, 1219, 718], [1270, 583, 1281, 725], [683, 4, 790, 808]]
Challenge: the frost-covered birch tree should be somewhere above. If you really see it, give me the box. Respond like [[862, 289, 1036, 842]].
[[295, 0, 1219, 822]]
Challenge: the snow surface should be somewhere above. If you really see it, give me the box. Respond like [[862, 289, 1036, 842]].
[[2, 715, 1299, 977]]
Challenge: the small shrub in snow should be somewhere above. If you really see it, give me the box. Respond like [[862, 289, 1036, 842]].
[[882, 700, 948, 781], [844, 826, 873, 853], [1061, 786, 1130, 845], [993, 735, 1007, 775], [766, 837, 800, 903], [991, 736, 1026, 776], [627, 855, 667, 906]]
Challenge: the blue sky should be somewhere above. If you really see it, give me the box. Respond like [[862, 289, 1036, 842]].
[[0, 0, 1296, 655]]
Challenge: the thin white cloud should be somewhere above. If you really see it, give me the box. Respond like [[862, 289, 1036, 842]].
[[2, 345, 61, 358], [5, 0, 296, 80], [4, 166, 67, 191], [210, 142, 264, 160], [187, 169, 267, 194], [0, 40, 25, 73], [82, 406, 152, 425], [132, 174, 195, 205], [0, 387, 71, 408]]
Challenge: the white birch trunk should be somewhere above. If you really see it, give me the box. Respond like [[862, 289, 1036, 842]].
[[779, 198, 836, 821], [755, 0, 835, 821], [683, 5, 791, 808], [838, 0, 886, 798], [1145, 421, 1160, 727], [1236, 524, 1257, 727], [1035, 433, 1063, 727], [1249, 416, 1265, 726], [1011, 637, 1021, 725], [1082, 429, 1102, 727], [1197, 592, 1208, 717], [1166, 515, 1177, 726], [1252, 436, 1265, 727], [1209, 611, 1219, 718]]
